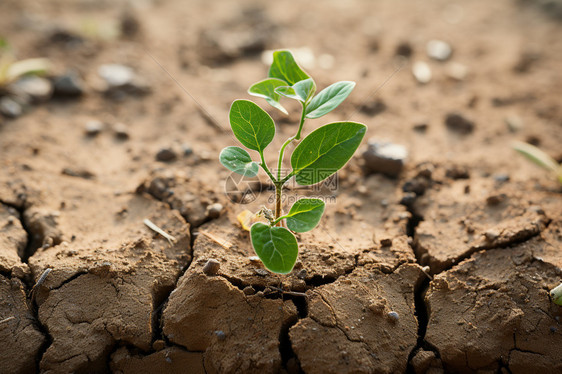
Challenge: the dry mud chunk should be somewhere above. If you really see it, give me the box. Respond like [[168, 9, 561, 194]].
[[414, 179, 550, 273], [163, 271, 297, 373], [425, 231, 562, 373], [0, 275, 46, 374], [0, 204, 27, 274], [111, 346, 205, 374], [25, 190, 191, 372], [290, 264, 424, 374]]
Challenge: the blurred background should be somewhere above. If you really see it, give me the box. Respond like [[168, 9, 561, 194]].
[[0, 0, 561, 188]]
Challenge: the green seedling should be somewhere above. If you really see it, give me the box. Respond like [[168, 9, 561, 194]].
[[513, 141, 562, 185], [220, 50, 366, 274], [0, 38, 50, 87]]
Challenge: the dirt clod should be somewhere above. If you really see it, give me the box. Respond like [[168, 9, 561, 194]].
[[202, 258, 221, 276]]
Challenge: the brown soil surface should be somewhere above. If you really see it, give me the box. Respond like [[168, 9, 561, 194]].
[[1, 0, 562, 373]]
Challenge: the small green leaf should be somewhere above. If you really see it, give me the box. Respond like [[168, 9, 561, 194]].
[[275, 78, 316, 103], [291, 122, 366, 185], [248, 78, 288, 114], [219, 146, 259, 177], [513, 141, 559, 173], [229, 100, 275, 153], [250, 222, 298, 274], [268, 50, 310, 86], [305, 81, 356, 119], [285, 198, 325, 233]]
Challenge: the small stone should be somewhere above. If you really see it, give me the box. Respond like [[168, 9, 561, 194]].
[[152, 339, 166, 351], [53, 71, 84, 97], [99, 64, 135, 87], [10, 76, 53, 103], [113, 123, 130, 140], [255, 268, 269, 276], [505, 115, 524, 133], [380, 238, 392, 247], [206, 203, 223, 219], [0, 97, 22, 118], [445, 112, 474, 134], [445, 165, 470, 179], [85, 120, 104, 136], [426, 40, 452, 61], [249, 256, 260, 262], [359, 99, 386, 116], [550, 326, 558, 333], [395, 42, 413, 58], [242, 286, 255, 295], [493, 174, 510, 183], [484, 230, 499, 241], [156, 147, 177, 162], [362, 140, 408, 178], [411, 349, 437, 374], [182, 143, 193, 156], [387, 311, 399, 323], [413, 123, 428, 133], [296, 269, 307, 279], [412, 61, 432, 84], [202, 259, 220, 276], [214, 330, 226, 341], [486, 194, 505, 206], [400, 192, 417, 206]]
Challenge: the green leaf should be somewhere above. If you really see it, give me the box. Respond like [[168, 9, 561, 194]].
[[291, 121, 366, 185], [219, 146, 259, 177], [305, 81, 356, 119], [275, 78, 316, 103], [513, 141, 559, 173], [248, 78, 288, 114], [6, 58, 51, 81], [250, 222, 298, 274], [285, 198, 325, 233], [229, 99, 275, 153], [268, 50, 310, 86]]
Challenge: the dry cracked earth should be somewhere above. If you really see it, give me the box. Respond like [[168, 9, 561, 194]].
[[1, 0, 562, 373]]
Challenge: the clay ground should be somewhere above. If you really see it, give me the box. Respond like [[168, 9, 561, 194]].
[[1, 0, 562, 373]]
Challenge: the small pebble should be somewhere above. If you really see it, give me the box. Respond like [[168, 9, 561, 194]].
[[486, 194, 505, 206], [484, 230, 499, 241], [395, 42, 413, 58], [360, 99, 386, 116], [85, 120, 104, 136], [0, 97, 23, 118], [412, 61, 432, 84], [400, 192, 416, 206], [202, 259, 220, 276], [113, 123, 130, 140], [445, 112, 474, 134], [156, 147, 177, 162], [206, 203, 223, 219], [214, 330, 226, 340], [98, 64, 135, 87], [550, 326, 558, 333], [387, 311, 399, 323], [493, 174, 510, 183], [362, 140, 408, 178], [10, 76, 53, 103], [255, 268, 269, 276], [413, 123, 428, 133], [426, 40, 452, 61], [53, 71, 84, 96], [380, 238, 393, 247], [243, 286, 255, 295], [182, 143, 193, 156]]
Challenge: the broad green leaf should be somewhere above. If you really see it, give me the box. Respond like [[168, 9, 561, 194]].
[[219, 146, 259, 177], [285, 198, 325, 233], [250, 222, 298, 274], [248, 78, 288, 114], [229, 100, 275, 153], [268, 50, 310, 86], [291, 122, 366, 186], [275, 78, 316, 103], [305, 81, 356, 119]]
